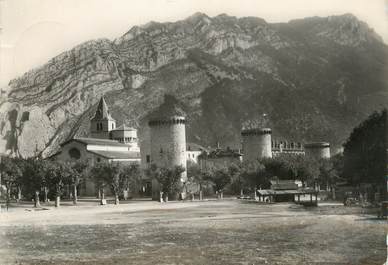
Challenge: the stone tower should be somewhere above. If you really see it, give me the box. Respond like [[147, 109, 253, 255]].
[[304, 142, 331, 159], [90, 96, 116, 139], [241, 128, 272, 161], [148, 95, 187, 200]]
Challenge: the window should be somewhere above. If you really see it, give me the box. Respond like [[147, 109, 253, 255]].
[[97, 157, 101, 163], [97, 123, 103, 131], [112, 124, 114, 129], [146, 155, 150, 163], [68, 148, 81, 160]]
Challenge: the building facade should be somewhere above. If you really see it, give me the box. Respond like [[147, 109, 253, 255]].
[[53, 96, 141, 196]]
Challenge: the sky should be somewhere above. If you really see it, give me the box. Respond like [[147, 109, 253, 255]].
[[0, 0, 387, 87]]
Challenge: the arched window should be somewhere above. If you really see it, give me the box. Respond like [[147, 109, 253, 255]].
[[68, 148, 81, 160]]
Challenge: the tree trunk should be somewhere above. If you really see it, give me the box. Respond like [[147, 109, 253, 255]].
[[114, 194, 119, 205], [160, 192, 163, 203], [17, 186, 22, 203], [164, 194, 168, 203], [6, 186, 11, 210], [98, 188, 101, 199], [73, 184, 78, 205], [332, 187, 336, 200], [199, 190, 203, 201], [220, 191, 223, 200], [44, 187, 48, 203], [254, 186, 257, 200], [67, 185, 71, 199], [34, 191, 40, 208], [240, 189, 244, 197], [191, 193, 195, 201], [55, 196, 60, 207]]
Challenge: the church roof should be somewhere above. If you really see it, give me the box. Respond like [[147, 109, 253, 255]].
[[112, 124, 136, 131], [91, 96, 114, 121], [60, 137, 128, 147], [87, 150, 140, 160]]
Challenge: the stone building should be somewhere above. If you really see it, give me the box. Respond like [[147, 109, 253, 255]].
[[148, 115, 187, 200], [241, 128, 272, 161], [240, 127, 330, 161], [53, 96, 141, 196], [186, 142, 208, 164], [198, 146, 242, 171], [145, 95, 188, 200], [272, 140, 304, 156]]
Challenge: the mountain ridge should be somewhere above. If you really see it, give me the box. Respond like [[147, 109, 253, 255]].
[[0, 12, 387, 158]]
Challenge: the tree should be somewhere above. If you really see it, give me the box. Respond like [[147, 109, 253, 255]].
[[228, 162, 244, 196], [317, 159, 338, 191], [21, 158, 46, 207], [148, 164, 185, 202], [264, 154, 320, 187], [239, 160, 266, 198], [0, 157, 22, 208], [120, 164, 141, 200], [204, 166, 231, 199], [343, 109, 386, 200], [90, 162, 109, 205], [187, 162, 210, 200], [104, 162, 123, 205], [46, 161, 73, 207], [69, 161, 87, 205]]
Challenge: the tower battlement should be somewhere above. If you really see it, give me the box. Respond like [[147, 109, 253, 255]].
[[241, 128, 272, 136], [148, 116, 186, 126], [304, 142, 330, 148]]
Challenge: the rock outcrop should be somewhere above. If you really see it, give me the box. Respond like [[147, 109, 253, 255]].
[[1, 13, 387, 157]]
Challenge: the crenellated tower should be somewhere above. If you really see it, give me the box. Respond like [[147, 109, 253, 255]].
[[147, 95, 187, 200], [241, 127, 272, 161]]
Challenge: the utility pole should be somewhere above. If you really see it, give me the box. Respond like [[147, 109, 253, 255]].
[[0, 155, 2, 198], [385, 109, 388, 202]]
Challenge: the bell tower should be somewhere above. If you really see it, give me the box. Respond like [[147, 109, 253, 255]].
[[90, 96, 116, 139]]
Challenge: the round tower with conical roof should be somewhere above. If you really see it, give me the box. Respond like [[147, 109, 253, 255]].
[[148, 95, 187, 200], [90, 96, 116, 139], [241, 128, 272, 161]]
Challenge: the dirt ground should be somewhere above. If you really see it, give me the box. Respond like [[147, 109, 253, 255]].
[[0, 199, 387, 265]]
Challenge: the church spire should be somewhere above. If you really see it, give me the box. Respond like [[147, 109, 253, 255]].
[[92, 96, 114, 121], [90, 96, 116, 139]]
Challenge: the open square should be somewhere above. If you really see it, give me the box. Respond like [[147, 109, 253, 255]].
[[0, 200, 387, 265]]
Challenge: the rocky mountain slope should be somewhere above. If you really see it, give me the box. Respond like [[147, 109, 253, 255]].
[[1, 13, 387, 158]]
